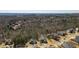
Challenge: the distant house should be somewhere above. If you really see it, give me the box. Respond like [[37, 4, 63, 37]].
[[39, 34, 48, 43], [57, 31, 67, 36], [62, 42, 75, 48], [29, 38, 37, 45], [75, 36, 79, 43], [75, 27, 79, 32], [39, 34, 46, 40], [12, 23, 21, 30], [10, 21, 22, 30], [66, 28, 76, 33], [51, 33, 58, 36], [0, 33, 5, 43], [10, 21, 23, 30], [51, 33, 60, 41], [5, 39, 13, 45]]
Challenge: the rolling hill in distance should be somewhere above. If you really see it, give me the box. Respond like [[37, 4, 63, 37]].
[[0, 13, 79, 16]]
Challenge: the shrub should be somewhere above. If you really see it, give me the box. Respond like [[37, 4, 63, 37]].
[[13, 34, 29, 47]]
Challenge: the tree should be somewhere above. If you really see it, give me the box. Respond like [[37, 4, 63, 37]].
[[13, 34, 29, 47]]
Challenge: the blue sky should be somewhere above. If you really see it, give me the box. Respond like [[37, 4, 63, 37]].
[[0, 10, 79, 13]]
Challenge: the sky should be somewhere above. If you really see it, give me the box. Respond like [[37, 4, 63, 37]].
[[0, 10, 79, 13]]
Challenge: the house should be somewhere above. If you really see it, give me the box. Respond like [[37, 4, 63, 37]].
[[75, 27, 79, 32], [62, 42, 76, 48], [52, 33, 61, 41], [10, 21, 22, 30], [5, 39, 13, 45], [0, 33, 5, 43], [12, 23, 21, 30], [75, 36, 79, 43], [57, 31, 67, 36], [29, 38, 37, 45], [39, 34, 47, 40], [38, 34, 48, 43], [66, 28, 75, 33]]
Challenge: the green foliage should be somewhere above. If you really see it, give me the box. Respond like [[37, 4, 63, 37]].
[[47, 35, 53, 39], [4, 24, 11, 32], [13, 34, 28, 46], [3, 24, 13, 39]]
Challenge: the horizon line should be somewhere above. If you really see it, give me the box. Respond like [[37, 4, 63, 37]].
[[0, 10, 79, 13]]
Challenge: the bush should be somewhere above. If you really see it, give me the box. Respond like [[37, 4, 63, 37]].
[[47, 35, 53, 39], [13, 34, 29, 47]]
